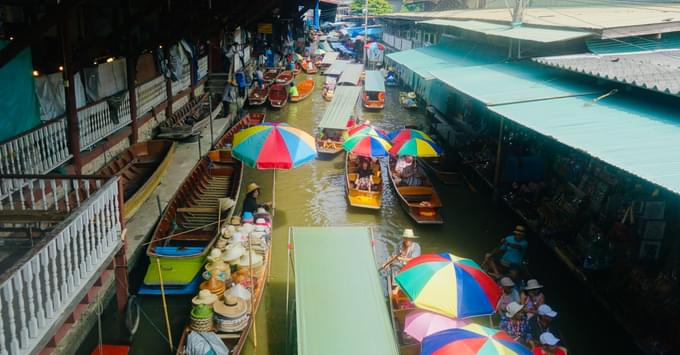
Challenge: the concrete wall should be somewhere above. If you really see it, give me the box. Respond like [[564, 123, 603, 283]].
[[138, 110, 168, 142]]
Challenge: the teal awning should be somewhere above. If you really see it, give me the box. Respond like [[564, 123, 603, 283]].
[[318, 86, 362, 130], [418, 19, 591, 43], [364, 70, 385, 92], [430, 62, 599, 106], [325, 60, 350, 76], [489, 94, 680, 194], [338, 63, 364, 86], [293, 226, 398, 355]]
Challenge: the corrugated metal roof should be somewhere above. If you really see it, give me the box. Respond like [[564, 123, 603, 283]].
[[386, 37, 503, 80], [586, 33, 680, 54], [419, 19, 591, 43], [430, 61, 599, 106], [489, 94, 680, 194], [533, 50, 680, 96], [325, 60, 350, 76], [364, 70, 385, 92], [338, 64, 364, 86], [321, 52, 339, 65], [318, 86, 362, 130]]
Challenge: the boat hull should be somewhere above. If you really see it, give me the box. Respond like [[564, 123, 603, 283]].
[[248, 86, 269, 106], [387, 156, 443, 224], [274, 71, 294, 86], [345, 153, 382, 209], [290, 79, 315, 102], [269, 84, 289, 108], [214, 112, 265, 148]]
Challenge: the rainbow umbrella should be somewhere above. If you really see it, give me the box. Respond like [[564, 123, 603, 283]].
[[387, 129, 434, 145], [404, 310, 468, 342], [389, 137, 443, 157], [421, 324, 532, 355], [364, 41, 385, 50], [232, 122, 317, 169], [348, 126, 389, 140], [395, 253, 501, 319], [342, 133, 392, 158]]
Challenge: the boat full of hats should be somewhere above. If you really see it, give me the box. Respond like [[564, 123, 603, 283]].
[[176, 208, 273, 355]]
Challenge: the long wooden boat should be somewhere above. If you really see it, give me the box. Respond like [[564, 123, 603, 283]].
[[157, 94, 211, 139], [213, 112, 265, 148], [322, 77, 336, 101], [293, 67, 301, 76], [421, 156, 462, 185], [345, 153, 383, 209], [387, 156, 443, 224], [290, 79, 315, 103], [143, 152, 242, 288], [176, 212, 274, 355], [275, 70, 294, 86], [97, 140, 176, 220], [399, 92, 418, 110], [248, 85, 269, 106], [269, 84, 289, 108], [263, 69, 279, 85], [301, 60, 318, 74], [363, 70, 385, 110]]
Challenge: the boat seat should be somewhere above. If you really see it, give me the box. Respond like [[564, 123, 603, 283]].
[[348, 173, 357, 182]]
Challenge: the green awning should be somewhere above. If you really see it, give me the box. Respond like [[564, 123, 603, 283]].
[[489, 94, 680, 195], [293, 226, 398, 355], [364, 70, 385, 92], [430, 61, 598, 106], [318, 86, 362, 130], [338, 63, 364, 86], [325, 60, 350, 76], [418, 19, 591, 43]]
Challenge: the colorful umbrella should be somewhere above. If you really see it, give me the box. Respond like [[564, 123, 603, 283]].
[[292, 53, 303, 62], [404, 311, 468, 342], [347, 126, 389, 140], [342, 133, 392, 158], [395, 253, 501, 319], [421, 324, 532, 355], [364, 41, 385, 50], [347, 123, 386, 136], [389, 137, 443, 158], [387, 129, 434, 145], [232, 122, 317, 169]]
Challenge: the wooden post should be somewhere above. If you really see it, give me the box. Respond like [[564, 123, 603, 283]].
[[492, 117, 505, 203], [163, 45, 173, 119], [59, 12, 82, 174], [126, 55, 139, 144], [189, 55, 197, 100]]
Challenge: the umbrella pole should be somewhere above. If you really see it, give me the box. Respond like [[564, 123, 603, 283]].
[[272, 169, 276, 216], [249, 236, 257, 347]]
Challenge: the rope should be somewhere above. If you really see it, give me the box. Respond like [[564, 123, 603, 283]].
[[140, 216, 231, 247], [138, 304, 172, 345]]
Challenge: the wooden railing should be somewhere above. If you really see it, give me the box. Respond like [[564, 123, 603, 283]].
[[0, 118, 71, 179], [77, 94, 131, 150], [0, 175, 122, 355], [136, 75, 167, 117], [197, 56, 208, 81], [171, 64, 191, 96]]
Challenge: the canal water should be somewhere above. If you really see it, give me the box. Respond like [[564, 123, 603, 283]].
[[78, 74, 637, 355]]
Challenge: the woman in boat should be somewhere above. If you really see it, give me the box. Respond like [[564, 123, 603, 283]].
[[355, 158, 373, 191], [394, 155, 421, 186], [242, 182, 272, 216]]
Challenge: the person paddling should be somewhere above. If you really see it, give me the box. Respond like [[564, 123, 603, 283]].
[[242, 182, 271, 216]]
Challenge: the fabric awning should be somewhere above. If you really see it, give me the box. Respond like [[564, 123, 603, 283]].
[[324, 60, 350, 76], [418, 19, 591, 43], [318, 86, 362, 130], [489, 94, 680, 194], [364, 70, 385, 92], [293, 226, 398, 355], [337, 64, 364, 86]]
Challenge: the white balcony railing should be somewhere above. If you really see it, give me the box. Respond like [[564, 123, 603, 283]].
[[136, 75, 167, 117], [171, 64, 191, 96], [197, 56, 208, 81], [382, 33, 415, 51], [0, 119, 71, 179], [77, 94, 131, 151], [0, 175, 122, 355]]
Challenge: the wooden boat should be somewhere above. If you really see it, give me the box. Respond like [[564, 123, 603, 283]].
[[97, 140, 176, 221], [421, 156, 462, 185], [315, 129, 345, 156], [157, 94, 211, 140], [345, 153, 383, 209], [387, 273, 422, 355], [248, 85, 269, 106], [263, 69, 279, 85], [176, 213, 274, 355], [293, 67, 301, 76], [363, 70, 385, 110], [399, 92, 418, 110], [268, 84, 289, 108], [301, 60, 318, 74], [387, 156, 443, 224], [290, 79, 315, 102], [322, 77, 336, 101], [143, 151, 242, 288], [213, 112, 265, 148], [275, 70, 294, 86]]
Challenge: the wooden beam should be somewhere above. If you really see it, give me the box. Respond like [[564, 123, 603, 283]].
[[59, 8, 83, 174]]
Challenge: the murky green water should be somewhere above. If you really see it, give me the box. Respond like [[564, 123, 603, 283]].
[[78, 74, 637, 355]]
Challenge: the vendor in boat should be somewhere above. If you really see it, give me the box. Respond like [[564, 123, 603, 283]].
[[242, 182, 272, 216], [288, 82, 299, 97], [355, 158, 373, 191], [387, 229, 421, 273], [394, 155, 421, 186]]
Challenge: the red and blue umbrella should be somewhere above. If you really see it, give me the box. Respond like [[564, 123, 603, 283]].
[[389, 137, 443, 157], [395, 253, 501, 319], [364, 41, 385, 50], [232, 122, 317, 169], [342, 133, 392, 158], [387, 128, 434, 145], [348, 125, 389, 140], [422, 324, 532, 355]]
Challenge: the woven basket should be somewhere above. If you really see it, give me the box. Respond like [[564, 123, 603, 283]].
[[190, 316, 213, 332]]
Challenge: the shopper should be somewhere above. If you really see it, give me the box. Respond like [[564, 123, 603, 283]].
[[497, 277, 520, 315], [499, 302, 532, 345], [532, 332, 568, 355], [528, 304, 562, 348]]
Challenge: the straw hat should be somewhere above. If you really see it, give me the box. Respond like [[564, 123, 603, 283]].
[[226, 283, 252, 302], [500, 277, 515, 288], [192, 289, 219, 305], [213, 295, 247, 319], [230, 216, 241, 225], [237, 251, 264, 268], [505, 302, 524, 318], [401, 229, 419, 239], [200, 274, 226, 297], [246, 182, 260, 193], [524, 279, 543, 290], [223, 243, 246, 263], [407, 92, 416, 99], [231, 232, 247, 243], [256, 207, 268, 215], [190, 304, 214, 332], [218, 197, 236, 212], [205, 250, 229, 273], [241, 223, 255, 234], [216, 238, 228, 250]]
